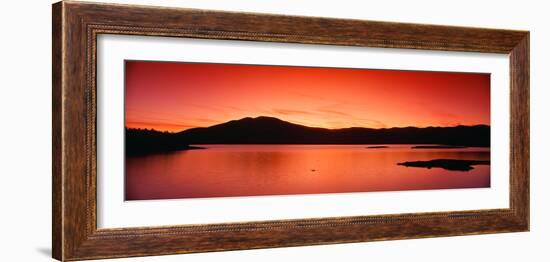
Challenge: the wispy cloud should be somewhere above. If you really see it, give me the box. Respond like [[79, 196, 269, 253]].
[[316, 108, 351, 117], [273, 108, 313, 116]]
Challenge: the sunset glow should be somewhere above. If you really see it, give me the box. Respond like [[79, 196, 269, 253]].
[[125, 61, 490, 132]]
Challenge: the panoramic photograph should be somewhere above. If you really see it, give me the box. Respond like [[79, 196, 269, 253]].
[[124, 60, 491, 201]]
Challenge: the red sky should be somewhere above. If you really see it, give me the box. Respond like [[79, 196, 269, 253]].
[[125, 61, 490, 132]]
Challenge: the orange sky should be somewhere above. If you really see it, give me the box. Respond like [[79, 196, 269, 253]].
[[125, 61, 490, 132]]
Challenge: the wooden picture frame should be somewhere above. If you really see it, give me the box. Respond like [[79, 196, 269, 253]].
[[52, 1, 529, 261]]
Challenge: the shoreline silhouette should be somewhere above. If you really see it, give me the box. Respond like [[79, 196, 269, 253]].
[[126, 116, 490, 154]]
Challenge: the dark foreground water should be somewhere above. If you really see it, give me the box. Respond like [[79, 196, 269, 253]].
[[125, 144, 490, 200]]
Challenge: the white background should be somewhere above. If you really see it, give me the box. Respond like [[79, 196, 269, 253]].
[[0, 0, 547, 261], [98, 35, 509, 228]]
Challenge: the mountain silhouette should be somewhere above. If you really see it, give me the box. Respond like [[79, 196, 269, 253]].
[[174, 116, 490, 145], [126, 116, 490, 154]]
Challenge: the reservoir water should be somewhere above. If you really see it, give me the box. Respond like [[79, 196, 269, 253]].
[[125, 144, 490, 200]]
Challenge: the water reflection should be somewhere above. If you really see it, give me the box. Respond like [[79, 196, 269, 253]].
[[125, 145, 490, 200]]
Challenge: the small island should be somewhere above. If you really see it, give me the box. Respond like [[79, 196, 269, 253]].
[[411, 145, 468, 149], [366, 146, 389, 149], [397, 159, 490, 171]]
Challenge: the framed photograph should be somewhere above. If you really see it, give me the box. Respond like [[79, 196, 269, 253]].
[[52, 1, 529, 261]]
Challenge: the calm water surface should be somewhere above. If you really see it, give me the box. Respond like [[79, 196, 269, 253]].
[[125, 145, 490, 200]]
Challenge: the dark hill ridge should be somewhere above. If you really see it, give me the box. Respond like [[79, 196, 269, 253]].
[[173, 116, 490, 146], [126, 116, 490, 154]]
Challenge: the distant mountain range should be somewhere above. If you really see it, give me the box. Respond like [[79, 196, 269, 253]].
[[126, 116, 490, 154]]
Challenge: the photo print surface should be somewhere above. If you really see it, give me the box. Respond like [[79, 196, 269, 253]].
[[124, 60, 491, 201]]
